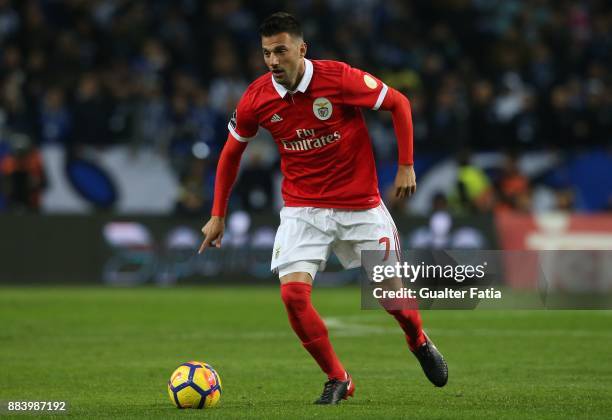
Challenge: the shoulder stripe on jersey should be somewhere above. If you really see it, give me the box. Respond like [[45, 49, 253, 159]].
[[372, 83, 388, 111], [227, 122, 255, 142], [313, 61, 344, 76]]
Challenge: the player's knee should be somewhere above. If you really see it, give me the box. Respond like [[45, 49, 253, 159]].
[[280, 282, 312, 312]]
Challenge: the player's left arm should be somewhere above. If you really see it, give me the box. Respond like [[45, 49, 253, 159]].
[[340, 64, 415, 198], [379, 88, 415, 199]]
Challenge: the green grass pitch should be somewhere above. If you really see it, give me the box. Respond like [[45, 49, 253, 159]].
[[1, 286, 611, 419]]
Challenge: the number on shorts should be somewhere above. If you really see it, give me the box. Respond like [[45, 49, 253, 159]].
[[379, 236, 390, 261]]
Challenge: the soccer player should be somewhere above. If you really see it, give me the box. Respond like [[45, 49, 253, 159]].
[[199, 12, 448, 404]]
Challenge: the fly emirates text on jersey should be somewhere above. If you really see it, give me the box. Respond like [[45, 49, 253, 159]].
[[281, 128, 342, 152]]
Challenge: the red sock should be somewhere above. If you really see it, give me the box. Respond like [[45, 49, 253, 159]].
[[379, 295, 426, 351], [386, 308, 426, 351], [280, 282, 346, 380]]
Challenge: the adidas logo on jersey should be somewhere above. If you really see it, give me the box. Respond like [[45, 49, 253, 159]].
[[270, 114, 283, 122]]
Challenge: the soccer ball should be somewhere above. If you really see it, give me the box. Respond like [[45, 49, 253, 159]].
[[167, 361, 222, 409]]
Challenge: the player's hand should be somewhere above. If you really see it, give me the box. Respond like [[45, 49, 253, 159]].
[[198, 216, 226, 253], [394, 164, 416, 199]]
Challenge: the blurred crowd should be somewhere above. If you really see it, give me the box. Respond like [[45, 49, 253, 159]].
[[0, 0, 610, 213]]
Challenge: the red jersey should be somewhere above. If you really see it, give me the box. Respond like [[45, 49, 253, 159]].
[[228, 59, 390, 209]]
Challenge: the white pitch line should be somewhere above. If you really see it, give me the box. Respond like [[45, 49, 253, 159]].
[[322, 317, 612, 338]]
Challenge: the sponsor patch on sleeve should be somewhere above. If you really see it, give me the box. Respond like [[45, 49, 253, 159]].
[[229, 109, 237, 130], [364, 74, 378, 89]]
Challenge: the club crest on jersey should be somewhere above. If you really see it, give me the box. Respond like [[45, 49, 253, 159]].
[[313, 97, 332, 121]]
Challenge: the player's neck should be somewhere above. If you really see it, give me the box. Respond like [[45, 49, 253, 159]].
[[287, 58, 306, 92]]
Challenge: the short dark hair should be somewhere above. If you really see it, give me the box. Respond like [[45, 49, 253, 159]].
[[259, 12, 303, 39]]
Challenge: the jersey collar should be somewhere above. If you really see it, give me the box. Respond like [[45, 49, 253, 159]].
[[271, 58, 313, 98]]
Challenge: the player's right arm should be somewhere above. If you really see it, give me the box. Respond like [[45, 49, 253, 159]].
[[198, 92, 258, 254]]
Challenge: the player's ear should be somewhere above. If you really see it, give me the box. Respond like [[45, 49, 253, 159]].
[[300, 41, 307, 58]]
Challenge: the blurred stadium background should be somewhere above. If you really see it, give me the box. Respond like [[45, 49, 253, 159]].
[[0, 0, 611, 285], [1, 2, 612, 418]]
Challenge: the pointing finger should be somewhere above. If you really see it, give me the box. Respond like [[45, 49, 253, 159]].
[[198, 235, 212, 254]]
